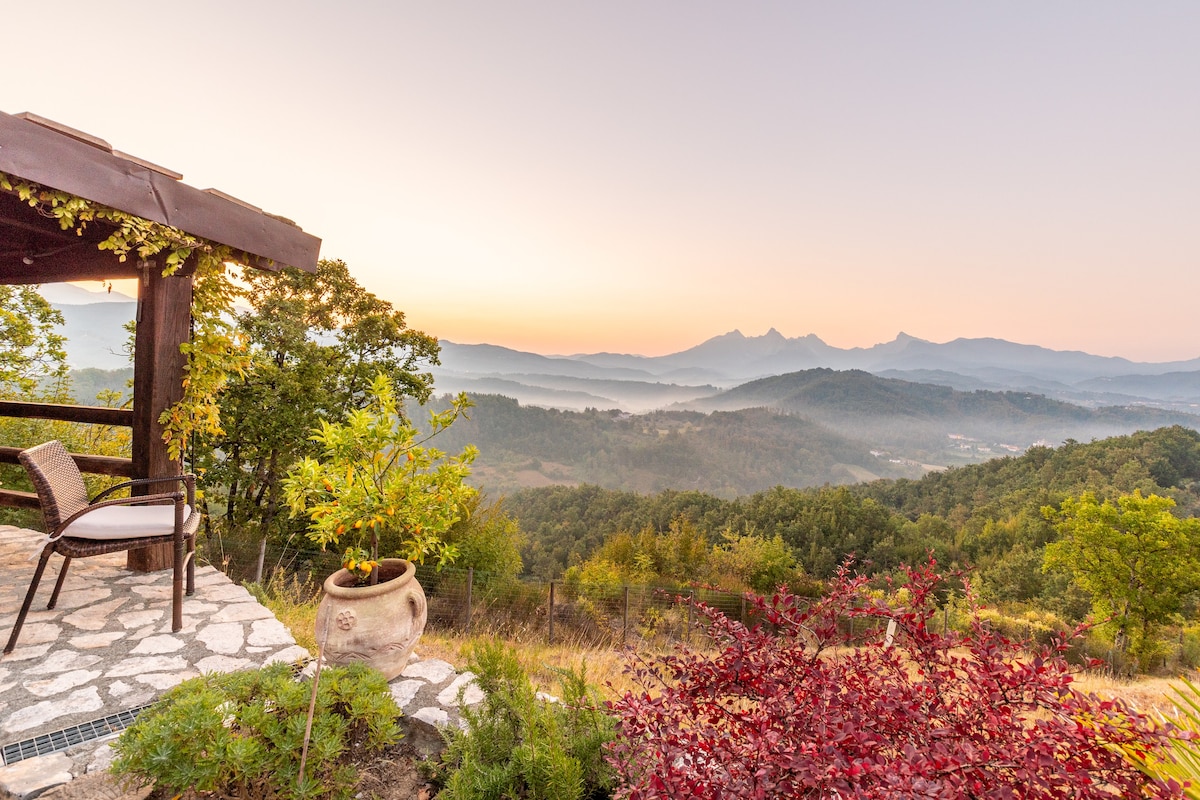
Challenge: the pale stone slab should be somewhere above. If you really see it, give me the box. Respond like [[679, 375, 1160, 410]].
[[69, 631, 127, 649], [130, 584, 172, 601], [210, 602, 274, 623], [119, 609, 164, 629], [166, 600, 219, 617], [196, 655, 256, 674], [131, 634, 185, 655], [438, 671, 484, 707], [87, 742, 117, 774], [196, 622, 245, 654], [108, 680, 135, 696], [154, 614, 202, 636], [136, 670, 198, 690], [411, 706, 449, 727], [263, 645, 312, 666], [2, 686, 103, 734], [115, 573, 162, 585], [0, 752, 73, 797], [390, 679, 424, 708], [13, 622, 62, 646], [63, 597, 128, 631], [0, 642, 52, 661], [130, 624, 161, 640], [52, 587, 112, 610], [26, 650, 102, 675], [248, 618, 295, 647], [203, 584, 255, 603], [402, 658, 455, 684], [23, 669, 102, 698], [106, 656, 190, 677]]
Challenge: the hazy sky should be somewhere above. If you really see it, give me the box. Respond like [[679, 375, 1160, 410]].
[[7, 3, 1199, 361]]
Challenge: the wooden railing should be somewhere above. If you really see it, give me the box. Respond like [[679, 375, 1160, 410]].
[[0, 401, 133, 509]]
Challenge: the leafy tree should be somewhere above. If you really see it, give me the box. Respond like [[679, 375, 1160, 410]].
[[443, 493, 527, 578], [283, 374, 477, 573], [0, 285, 68, 400], [0, 288, 129, 526], [707, 528, 804, 594], [1043, 491, 1200, 669], [197, 260, 440, 550]]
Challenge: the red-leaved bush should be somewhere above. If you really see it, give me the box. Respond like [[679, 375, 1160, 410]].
[[606, 560, 1186, 799]]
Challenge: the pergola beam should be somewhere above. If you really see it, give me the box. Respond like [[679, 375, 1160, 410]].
[[0, 110, 322, 572]]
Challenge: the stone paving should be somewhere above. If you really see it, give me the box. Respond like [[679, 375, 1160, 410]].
[[0, 526, 482, 799]]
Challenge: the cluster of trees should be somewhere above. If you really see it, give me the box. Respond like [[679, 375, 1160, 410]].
[[2, 266, 525, 581], [0, 286, 129, 522], [191, 260, 525, 580], [510, 426, 1200, 671], [8, 267, 1200, 673]]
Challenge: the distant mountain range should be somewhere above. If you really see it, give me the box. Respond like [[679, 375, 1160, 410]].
[[430, 329, 1200, 414], [42, 287, 1200, 492], [44, 286, 1200, 415]]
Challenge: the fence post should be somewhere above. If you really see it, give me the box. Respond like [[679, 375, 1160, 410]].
[[623, 585, 630, 643], [548, 580, 556, 645], [464, 567, 474, 632], [254, 537, 267, 584], [740, 595, 746, 625], [685, 590, 693, 644]]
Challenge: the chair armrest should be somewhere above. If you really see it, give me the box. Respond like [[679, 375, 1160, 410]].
[[92, 474, 196, 504]]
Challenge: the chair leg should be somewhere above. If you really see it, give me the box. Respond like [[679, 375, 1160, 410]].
[[47, 556, 73, 610], [172, 535, 184, 633], [185, 534, 196, 597], [4, 545, 55, 654]]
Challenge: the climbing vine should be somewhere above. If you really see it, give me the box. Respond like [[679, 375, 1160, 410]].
[[1, 171, 251, 462]]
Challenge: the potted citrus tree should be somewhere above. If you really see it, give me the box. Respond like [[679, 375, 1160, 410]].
[[284, 374, 476, 679]]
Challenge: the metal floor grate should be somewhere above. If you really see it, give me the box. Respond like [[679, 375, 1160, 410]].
[[1, 704, 154, 765]]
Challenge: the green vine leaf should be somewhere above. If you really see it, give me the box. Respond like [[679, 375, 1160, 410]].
[[1, 170, 255, 463]]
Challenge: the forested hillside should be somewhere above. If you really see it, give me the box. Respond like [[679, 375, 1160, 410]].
[[507, 427, 1200, 607], [679, 369, 1200, 463], [425, 372, 1200, 499], [430, 393, 922, 497]]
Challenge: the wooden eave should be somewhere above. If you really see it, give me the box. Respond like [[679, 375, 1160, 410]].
[[0, 110, 320, 285]]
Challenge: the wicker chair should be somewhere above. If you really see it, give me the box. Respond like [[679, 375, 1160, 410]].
[[3, 440, 199, 654]]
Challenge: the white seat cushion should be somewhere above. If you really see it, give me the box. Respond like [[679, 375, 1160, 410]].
[[62, 504, 194, 541]]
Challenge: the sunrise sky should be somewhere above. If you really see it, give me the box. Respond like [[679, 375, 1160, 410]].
[[7, 3, 1200, 362]]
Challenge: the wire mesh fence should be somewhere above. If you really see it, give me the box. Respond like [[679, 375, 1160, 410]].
[[202, 534, 761, 649]]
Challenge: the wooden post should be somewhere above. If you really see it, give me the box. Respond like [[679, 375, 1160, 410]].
[[129, 260, 193, 572], [254, 538, 267, 584], [685, 590, 693, 644], [548, 581, 556, 644], [622, 585, 630, 643], [464, 567, 474, 631]]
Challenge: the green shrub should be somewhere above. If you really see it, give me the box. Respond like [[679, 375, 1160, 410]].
[[111, 662, 400, 800], [433, 640, 616, 800]]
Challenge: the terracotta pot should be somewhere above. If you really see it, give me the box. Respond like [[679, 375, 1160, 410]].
[[316, 558, 427, 680]]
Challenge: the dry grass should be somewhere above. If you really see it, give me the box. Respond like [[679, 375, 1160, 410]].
[[1071, 672, 1195, 717], [418, 628, 643, 700], [247, 571, 651, 698]]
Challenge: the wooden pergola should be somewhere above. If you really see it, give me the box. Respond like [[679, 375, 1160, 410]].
[[0, 111, 320, 569]]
